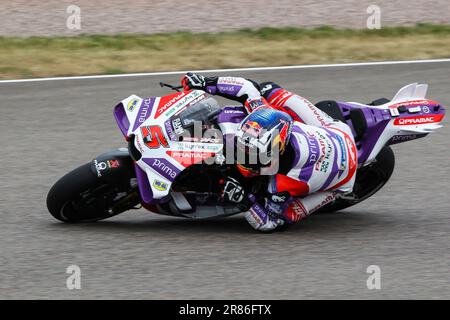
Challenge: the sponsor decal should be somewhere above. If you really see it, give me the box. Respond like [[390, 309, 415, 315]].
[[314, 131, 333, 173], [218, 77, 245, 86], [335, 134, 347, 171], [127, 98, 140, 112], [218, 85, 240, 93], [390, 134, 418, 143], [289, 199, 308, 222], [249, 204, 266, 223], [141, 125, 169, 149], [389, 108, 400, 117], [155, 91, 186, 118], [164, 120, 176, 141], [180, 136, 221, 143], [310, 194, 337, 213], [389, 99, 439, 109], [246, 98, 267, 112], [155, 90, 205, 119], [266, 201, 283, 215], [135, 135, 145, 153], [167, 91, 205, 118], [260, 84, 273, 95], [306, 131, 319, 163], [152, 180, 168, 191], [170, 141, 222, 153], [172, 118, 184, 135], [305, 99, 330, 126], [422, 106, 430, 113], [132, 98, 154, 131], [166, 150, 215, 167], [269, 89, 293, 107], [270, 193, 288, 203], [242, 120, 263, 137], [147, 158, 180, 180], [408, 106, 422, 113], [93, 159, 120, 177], [345, 134, 357, 170], [224, 109, 245, 114], [394, 114, 444, 125]]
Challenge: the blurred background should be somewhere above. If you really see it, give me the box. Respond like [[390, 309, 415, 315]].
[[1, 0, 450, 79]]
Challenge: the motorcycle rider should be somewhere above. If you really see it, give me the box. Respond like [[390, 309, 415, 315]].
[[181, 73, 358, 232]]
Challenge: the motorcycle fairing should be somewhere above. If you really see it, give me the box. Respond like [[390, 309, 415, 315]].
[[114, 90, 224, 204], [113, 83, 445, 205]]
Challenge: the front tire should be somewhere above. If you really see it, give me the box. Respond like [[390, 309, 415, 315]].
[[47, 163, 139, 222]]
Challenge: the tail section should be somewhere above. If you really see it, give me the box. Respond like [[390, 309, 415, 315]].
[[339, 83, 445, 164], [366, 83, 445, 162]]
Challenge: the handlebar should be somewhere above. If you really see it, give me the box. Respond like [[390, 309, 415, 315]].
[[159, 82, 183, 92]]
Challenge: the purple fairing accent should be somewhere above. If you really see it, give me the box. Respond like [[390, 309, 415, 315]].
[[294, 126, 318, 183], [289, 134, 301, 173], [356, 107, 390, 163], [134, 164, 154, 204], [266, 88, 282, 101], [250, 202, 268, 223], [217, 105, 247, 124], [113, 103, 130, 137], [206, 85, 217, 95], [320, 130, 340, 190], [132, 98, 155, 132], [335, 102, 390, 164], [142, 158, 181, 182], [217, 83, 243, 96], [387, 133, 428, 145], [164, 119, 177, 141]]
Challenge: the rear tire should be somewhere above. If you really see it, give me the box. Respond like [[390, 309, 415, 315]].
[[318, 146, 395, 213], [47, 163, 138, 222]]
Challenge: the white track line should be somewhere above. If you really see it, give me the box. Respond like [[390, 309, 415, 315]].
[[1, 58, 450, 84]]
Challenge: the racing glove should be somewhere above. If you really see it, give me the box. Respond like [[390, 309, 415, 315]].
[[244, 194, 287, 232], [181, 72, 216, 91]]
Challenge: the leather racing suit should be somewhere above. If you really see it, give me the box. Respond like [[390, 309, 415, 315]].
[[182, 74, 358, 231]]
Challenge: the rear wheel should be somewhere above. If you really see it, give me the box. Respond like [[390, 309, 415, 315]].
[[318, 146, 395, 213], [47, 163, 140, 223]]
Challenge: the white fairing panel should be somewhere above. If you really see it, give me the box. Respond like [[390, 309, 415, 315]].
[[391, 83, 428, 102], [120, 90, 224, 200]]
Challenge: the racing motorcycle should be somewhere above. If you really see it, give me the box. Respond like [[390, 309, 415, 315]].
[[47, 82, 445, 223]]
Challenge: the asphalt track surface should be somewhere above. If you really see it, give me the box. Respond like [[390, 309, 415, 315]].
[[0, 62, 449, 299]]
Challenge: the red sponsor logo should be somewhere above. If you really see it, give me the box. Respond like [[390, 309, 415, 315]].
[[394, 114, 444, 125], [286, 199, 308, 222], [268, 89, 293, 107], [108, 160, 120, 168], [310, 194, 336, 213], [166, 151, 215, 167], [389, 99, 439, 109], [155, 91, 186, 118], [242, 120, 263, 137]]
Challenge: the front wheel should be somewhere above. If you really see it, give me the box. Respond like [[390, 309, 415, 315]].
[[47, 163, 140, 223]]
